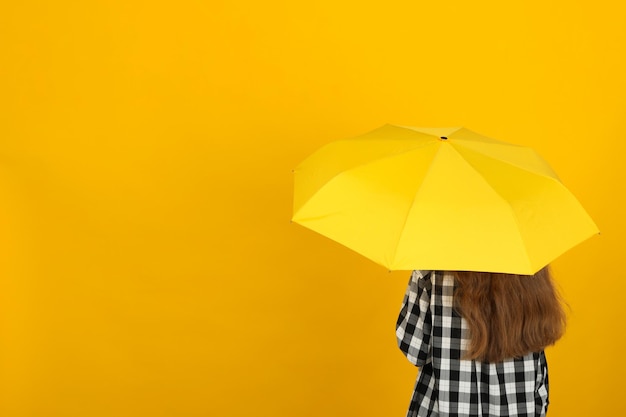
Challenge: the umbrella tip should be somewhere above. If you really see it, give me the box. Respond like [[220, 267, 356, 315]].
[[440, 136, 448, 140]]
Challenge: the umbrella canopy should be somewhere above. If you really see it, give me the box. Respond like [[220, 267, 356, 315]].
[[292, 124, 599, 274]]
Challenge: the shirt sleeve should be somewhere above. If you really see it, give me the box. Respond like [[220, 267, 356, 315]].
[[395, 270, 432, 367], [535, 350, 549, 416]]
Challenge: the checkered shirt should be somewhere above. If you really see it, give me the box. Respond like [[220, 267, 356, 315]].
[[396, 270, 550, 417]]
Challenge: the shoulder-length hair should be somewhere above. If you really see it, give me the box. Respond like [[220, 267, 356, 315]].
[[452, 266, 567, 363]]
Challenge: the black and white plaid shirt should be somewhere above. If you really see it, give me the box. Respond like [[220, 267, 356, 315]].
[[396, 270, 549, 417]]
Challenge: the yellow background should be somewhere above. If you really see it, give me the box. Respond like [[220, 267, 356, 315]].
[[0, 1, 623, 416]]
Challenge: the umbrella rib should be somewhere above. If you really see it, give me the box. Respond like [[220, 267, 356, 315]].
[[447, 144, 536, 273], [496, 199, 534, 274], [452, 141, 559, 180], [390, 144, 445, 269], [294, 138, 439, 217]]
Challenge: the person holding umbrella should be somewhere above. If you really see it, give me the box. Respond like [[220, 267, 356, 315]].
[[396, 267, 565, 417], [292, 125, 598, 416]]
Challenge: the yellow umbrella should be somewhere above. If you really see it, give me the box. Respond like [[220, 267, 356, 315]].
[[291, 124, 599, 274]]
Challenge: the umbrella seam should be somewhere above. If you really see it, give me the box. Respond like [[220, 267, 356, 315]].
[[446, 144, 535, 273], [294, 136, 440, 218], [390, 143, 446, 269], [451, 141, 560, 181]]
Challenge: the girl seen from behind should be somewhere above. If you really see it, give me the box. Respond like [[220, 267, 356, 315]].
[[396, 267, 566, 417]]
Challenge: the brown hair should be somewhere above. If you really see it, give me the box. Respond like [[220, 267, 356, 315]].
[[452, 266, 567, 363]]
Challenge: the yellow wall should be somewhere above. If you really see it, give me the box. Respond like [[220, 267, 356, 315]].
[[1, 1, 623, 416]]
